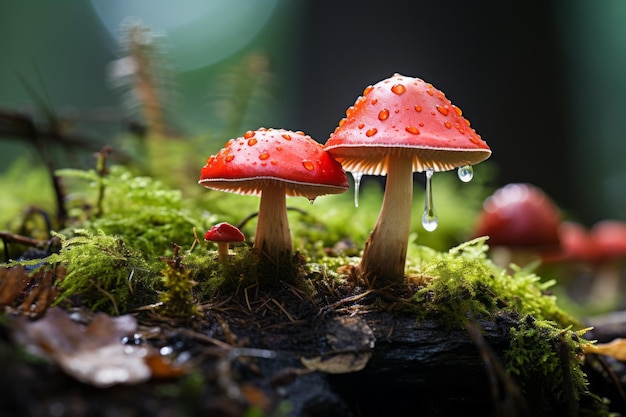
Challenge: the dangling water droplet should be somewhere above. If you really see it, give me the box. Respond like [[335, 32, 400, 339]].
[[351, 172, 363, 207], [457, 165, 473, 182], [422, 169, 439, 231], [309, 198, 316, 205]]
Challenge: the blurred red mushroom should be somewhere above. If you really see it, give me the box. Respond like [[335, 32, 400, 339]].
[[199, 128, 348, 264], [204, 222, 245, 262], [473, 183, 562, 268], [586, 220, 626, 306], [325, 73, 491, 285]]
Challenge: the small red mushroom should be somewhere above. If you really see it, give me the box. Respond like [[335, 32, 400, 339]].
[[552, 221, 595, 264], [325, 73, 491, 284], [199, 128, 349, 264], [553, 220, 626, 307], [204, 222, 245, 262], [473, 183, 562, 268], [590, 220, 626, 264]]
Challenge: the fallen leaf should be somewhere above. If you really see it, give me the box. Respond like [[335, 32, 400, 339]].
[[11, 307, 152, 387], [585, 338, 626, 361], [300, 316, 375, 374]]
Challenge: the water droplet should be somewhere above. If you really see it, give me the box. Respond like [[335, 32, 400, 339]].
[[405, 126, 420, 135], [391, 84, 406, 95], [378, 109, 390, 121], [225, 155, 234, 163], [457, 165, 473, 182], [276, 146, 282, 151], [351, 172, 363, 207], [309, 198, 316, 205], [243, 130, 255, 139], [259, 152, 270, 160], [302, 160, 315, 171], [414, 105, 422, 112], [247, 138, 258, 146], [436, 105, 449, 116], [444, 121, 452, 129], [426, 89, 434, 96], [422, 169, 438, 231], [453, 105, 463, 116], [363, 85, 374, 95], [358, 123, 365, 129], [271, 160, 278, 165], [371, 98, 378, 105], [281, 133, 292, 140], [366, 128, 378, 137]]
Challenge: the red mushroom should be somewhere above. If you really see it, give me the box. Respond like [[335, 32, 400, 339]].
[[199, 128, 349, 264], [473, 183, 562, 268], [590, 220, 626, 264], [204, 222, 245, 262], [325, 73, 491, 284], [552, 221, 595, 264], [587, 220, 626, 304]]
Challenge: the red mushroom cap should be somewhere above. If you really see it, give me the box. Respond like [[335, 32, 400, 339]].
[[204, 222, 245, 243], [324, 73, 491, 175], [554, 221, 594, 263], [590, 220, 626, 262], [474, 183, 561, 249], [199, 128, 349, 199]]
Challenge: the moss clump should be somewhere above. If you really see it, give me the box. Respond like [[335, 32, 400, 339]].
[[158, 245, 199, 320], [57, 165, 212, 258], [46, 229, 160, 314], [504, 318, 592, 412], [410, 237, 578, 328], [407, 237, 595, 411]]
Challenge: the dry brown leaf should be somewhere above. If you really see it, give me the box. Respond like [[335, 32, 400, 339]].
[[301, 315, 375, 374], [11, 307, 152, 387], [585, 338, 626, 361]]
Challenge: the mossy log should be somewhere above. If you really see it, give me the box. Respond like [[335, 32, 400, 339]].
[[0, 298, 618, 417]]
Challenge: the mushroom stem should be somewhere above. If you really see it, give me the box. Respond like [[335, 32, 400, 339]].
[[255, 186, 292, 261], [359, 154, 413, 285], [216, 242, 230, 263]]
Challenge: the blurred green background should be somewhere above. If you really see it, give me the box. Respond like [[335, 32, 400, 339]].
[[1, 0, 626, 227]]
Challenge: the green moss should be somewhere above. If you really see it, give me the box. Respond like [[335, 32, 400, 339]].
[[158, 245, 199, 319], [57, 165, 213, 258], [411, 237, 578, 327], [405, 237, 596, 410], [46, 229, 160, 314], [504, 319, 592, 409]]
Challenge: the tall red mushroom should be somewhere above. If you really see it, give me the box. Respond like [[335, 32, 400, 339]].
[[199, 128, 348, 264], [325, 73, 491, 285]]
